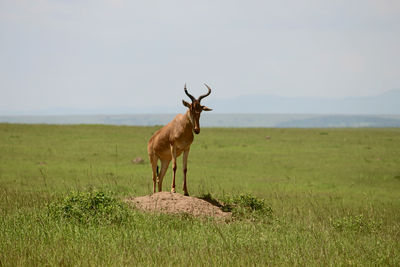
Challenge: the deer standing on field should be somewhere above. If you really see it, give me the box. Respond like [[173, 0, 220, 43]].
[[147, 84, 213, 196]]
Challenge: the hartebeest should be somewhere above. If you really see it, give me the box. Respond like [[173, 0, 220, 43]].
[[147, 84, 213, 196]]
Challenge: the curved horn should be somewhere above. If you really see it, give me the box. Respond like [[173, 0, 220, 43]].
[[184, 83, 195, 102], [198, 84, 212, 102]]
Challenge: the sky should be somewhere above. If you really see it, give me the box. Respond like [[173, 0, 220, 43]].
[[1, 0, 400, 114]]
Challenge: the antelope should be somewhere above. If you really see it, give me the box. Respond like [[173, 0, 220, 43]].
[[147, 84, 213, 196]]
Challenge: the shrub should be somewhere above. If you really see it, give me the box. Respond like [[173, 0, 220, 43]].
[[198, 192, 223, 208], [221, 193, 273, 221], [48, 190, 133, 225]]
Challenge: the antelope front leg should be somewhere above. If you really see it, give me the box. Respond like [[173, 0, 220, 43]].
[[170, 144, 177, 193], [182, 148, 190, 196]]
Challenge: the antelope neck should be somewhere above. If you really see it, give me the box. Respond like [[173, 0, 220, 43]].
[[185, 110, 195, 128]]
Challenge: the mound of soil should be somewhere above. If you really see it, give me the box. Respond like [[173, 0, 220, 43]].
[[125, 192, 230, 219]]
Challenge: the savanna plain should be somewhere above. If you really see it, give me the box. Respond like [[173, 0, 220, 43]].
[[0, 123, 399, 266]]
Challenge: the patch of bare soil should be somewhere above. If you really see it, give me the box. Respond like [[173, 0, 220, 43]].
[[125, 192, 230, 219]]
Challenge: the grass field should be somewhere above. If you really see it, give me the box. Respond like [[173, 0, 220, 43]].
[[1, 123, 399, 266]]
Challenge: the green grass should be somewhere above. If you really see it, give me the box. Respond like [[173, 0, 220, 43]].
[[1, 123, 399, 266]]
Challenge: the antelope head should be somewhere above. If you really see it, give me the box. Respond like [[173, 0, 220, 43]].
[[182, 84, 213, 134]]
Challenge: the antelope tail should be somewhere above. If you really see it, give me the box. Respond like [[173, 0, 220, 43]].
[[156, 165, 159, 178]]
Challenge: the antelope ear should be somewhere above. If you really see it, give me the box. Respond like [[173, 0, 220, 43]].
[[182, 100, 191, 108], [202, 106, 213, 111]]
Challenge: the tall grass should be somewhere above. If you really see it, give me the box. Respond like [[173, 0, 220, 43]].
[[0, 124, 399, 265]]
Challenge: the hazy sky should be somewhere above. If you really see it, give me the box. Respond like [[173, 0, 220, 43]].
[[1, 0, 400, 114]]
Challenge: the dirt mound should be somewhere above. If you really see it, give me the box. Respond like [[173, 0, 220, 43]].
[[125, 192, 230, 219]]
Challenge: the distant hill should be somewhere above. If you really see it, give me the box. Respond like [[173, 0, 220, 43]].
[[1, 89, 399, 116], [1, 114, 400, 128], [275, 115, 400, 128], [207, 89, 400, 114]]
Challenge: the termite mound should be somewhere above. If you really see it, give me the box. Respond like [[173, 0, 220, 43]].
[[125, 192, 230, 219]]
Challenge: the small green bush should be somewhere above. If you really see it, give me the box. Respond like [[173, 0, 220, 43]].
[[221, 193, 273, 221], [198, 192, 223, 207], [48, 190, 133, 225]]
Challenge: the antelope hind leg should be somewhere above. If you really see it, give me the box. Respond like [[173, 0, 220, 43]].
[[158, 159, 170, 192], [149, 155, 158, 194]]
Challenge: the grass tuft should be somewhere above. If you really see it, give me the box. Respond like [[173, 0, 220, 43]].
[[331, 214, 382, 233]]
